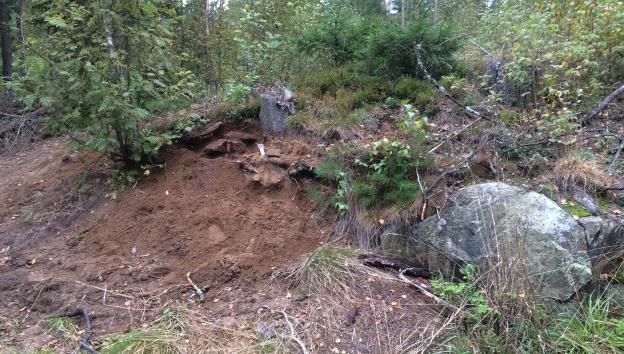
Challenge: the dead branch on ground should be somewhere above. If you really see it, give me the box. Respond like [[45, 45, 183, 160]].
[[609, 135, 624, 175], [579, 82, 624, 126]]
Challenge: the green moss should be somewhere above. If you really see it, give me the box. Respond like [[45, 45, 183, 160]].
[[561, 203, 592, 217]]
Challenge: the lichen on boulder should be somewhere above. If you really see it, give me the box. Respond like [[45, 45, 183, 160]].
[[382, 182, 593, 301]]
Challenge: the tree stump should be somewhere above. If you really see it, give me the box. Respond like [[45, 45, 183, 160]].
[[259, 89, 295, 135]]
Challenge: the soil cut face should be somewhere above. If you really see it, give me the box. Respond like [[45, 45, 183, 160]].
[[0, 123, 327, 349]]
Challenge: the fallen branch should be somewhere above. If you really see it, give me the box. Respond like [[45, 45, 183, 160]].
[[279, 310, 309, 354], [74, 281, 135, 300], [397, 271, 460, 312], [414, 43, 490, 122], [609, 135, 624, 175], [186, 272, 205, 302], [579, 83, 624, 126], [428, 118, 483, 154], [359, 253, 431, 278], [421, 150, 478, 201]]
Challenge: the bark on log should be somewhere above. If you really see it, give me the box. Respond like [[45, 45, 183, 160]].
[[359, 253, 432, 278], [579, 83, 624, 126]]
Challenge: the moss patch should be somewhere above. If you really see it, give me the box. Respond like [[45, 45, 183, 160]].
[[561, 202, 592, 217]]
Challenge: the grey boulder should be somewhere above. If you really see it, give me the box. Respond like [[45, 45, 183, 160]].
[[381, 182, 592, 301]]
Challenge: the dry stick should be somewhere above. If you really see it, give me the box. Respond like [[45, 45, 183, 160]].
[[74, 280, 135, 300], [279, 310, 309, 354], [428, 118, 482, 154], [579, 82, 624, 126], [413, 43, 489, 154], [414, 43, 490, 122], [421, 150, 478, 200], [22, 283, 45, 323], [397, 271, 460, 313], [609, 135, 624, 175], [186, 272, 205, 302]]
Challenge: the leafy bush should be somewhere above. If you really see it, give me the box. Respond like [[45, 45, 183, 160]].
[[352, 138, 432, 207], [363, 19, 459, 80], [14, 1, 198, 164], [391, 77, 437, 112]]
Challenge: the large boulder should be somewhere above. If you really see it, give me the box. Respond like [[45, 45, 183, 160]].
[[381, 182, 592, 301]]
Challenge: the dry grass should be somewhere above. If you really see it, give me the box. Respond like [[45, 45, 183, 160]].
[[552, 153, 612, 193], [285, 245, 459, 353], [33, 245, 461, 354]]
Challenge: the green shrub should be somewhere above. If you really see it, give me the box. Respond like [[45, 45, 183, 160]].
[[499, 109, 524, 126], [391, 77, 436, 110], [352, 138, 432, 207], [363, 19, 459, 80]]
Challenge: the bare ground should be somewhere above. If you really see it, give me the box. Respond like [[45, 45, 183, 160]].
[[0, 124, 444, 353]]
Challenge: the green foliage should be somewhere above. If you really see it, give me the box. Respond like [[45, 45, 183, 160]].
[[549, 295, 624, 353], [436, 265, 624, 353], [296, 6, 372, 66], [499, 109, 524, 127], [561, 201, 592, 218], [432, 265, 493, 325], [478, 0, 624, 114], [105, 169, 142, 200], [314, 157, 350, 214], [364, 19, 459, 80], [99, 330, 177, 354], [396, 103, 429, 138], [391, 77, 436, 109], [352, 138, 431, 207], [12, 0, 198, 164]]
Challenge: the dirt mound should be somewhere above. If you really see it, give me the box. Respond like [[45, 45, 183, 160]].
[[0, 124, 327, 348]]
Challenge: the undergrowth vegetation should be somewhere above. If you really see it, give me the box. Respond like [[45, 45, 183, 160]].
[[432, 265, 624, 353], [315, 136, 431, 213]]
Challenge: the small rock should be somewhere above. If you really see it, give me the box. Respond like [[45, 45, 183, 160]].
[[180, 121, 224, 145], [203, 139, 247, 157], [255, 321, 276, 340], [572, 188, 599, 215]]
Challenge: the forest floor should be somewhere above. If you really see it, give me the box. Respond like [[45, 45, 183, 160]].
[[0, 120, 446, 353]]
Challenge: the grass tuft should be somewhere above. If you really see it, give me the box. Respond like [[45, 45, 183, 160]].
[[99, 330, 178, 354], [553, 153, 612, 193], [288, 245, 361, 296]]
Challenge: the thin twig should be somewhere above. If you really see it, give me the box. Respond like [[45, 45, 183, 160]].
[[397, 271, 459, 312], [74, 280, 135, 300], [414, 43, 490, 122], [279, 310, 309, 354], [22, 283, 45, 323], [421, 150, 478, 200], [609, 136, 624, 175], [428, 118, 483, 154]]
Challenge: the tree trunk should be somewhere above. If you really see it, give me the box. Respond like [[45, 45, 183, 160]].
[[579, 83, 624, 126], [400, 0, 405, 27], [0, 0, 12, 79], [17, 0, 25, 76]]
